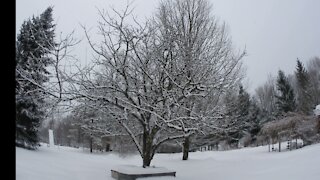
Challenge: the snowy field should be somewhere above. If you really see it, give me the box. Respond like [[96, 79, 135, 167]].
[[16, 143, 320, 180]]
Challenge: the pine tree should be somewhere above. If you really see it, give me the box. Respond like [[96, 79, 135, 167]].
[[223, 85, 251, 146], [247, 98, 261, 142], [235, 85, 251, 144], [295, 59, 312, 114], [275, 70, 296, 115], [238, 85, 250, 118], [222, 90, 239, 145], [16, 7, 55, 149]]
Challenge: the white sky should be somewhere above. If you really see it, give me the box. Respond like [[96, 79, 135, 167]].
[[16, 0, 320, 94]]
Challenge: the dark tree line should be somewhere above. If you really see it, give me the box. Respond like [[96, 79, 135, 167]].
[[252, 58, 320, 148], [209, 58, 320, 149], [16, 7, 55, 149], [274, 59, 319, 116]]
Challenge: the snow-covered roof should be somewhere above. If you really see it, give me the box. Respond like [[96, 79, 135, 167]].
[[112, 165, 175, 175]]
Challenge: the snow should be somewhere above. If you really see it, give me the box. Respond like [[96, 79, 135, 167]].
[[314, 104, 320, 116], [16, 143, 320, 180]]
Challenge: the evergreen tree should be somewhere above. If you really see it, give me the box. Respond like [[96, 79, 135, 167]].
[[222, 90, 239, 145], [235, 85, 252, 143], [16, 7, 55, 149], [247, 98, 261, 142], [237, 85, 250, 118], [224, 85, 251, 146], [295, 59, 312, 114], [275, 70, 296, 115]]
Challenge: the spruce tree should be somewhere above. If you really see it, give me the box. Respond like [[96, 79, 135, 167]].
[[235, 85, 251, 142], [295, 59, 312, 114], [275, 70, 296, 115], [223, 90, 239, 145], [247, 98, 261, 142], [224, 85, 251, 146], [237, 85, 250, 118], [16, 7, 55, 149]]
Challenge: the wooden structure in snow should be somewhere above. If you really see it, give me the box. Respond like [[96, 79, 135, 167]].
[[111, 165, 176, 180], [48, 129, 54, 147], [259, 112, 318, 152]]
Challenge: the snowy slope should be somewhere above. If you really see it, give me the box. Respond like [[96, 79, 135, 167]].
[[16, 143, 320, 180]]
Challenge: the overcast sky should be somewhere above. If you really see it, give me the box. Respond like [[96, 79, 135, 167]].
[[16, 0, 320, 94]]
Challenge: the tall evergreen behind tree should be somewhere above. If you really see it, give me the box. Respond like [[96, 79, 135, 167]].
[[236, 85, 262, 144], [16, 7, 55, 149], [247, 98, 262, 142], [295, 59, 312, 114], [237, 85, 251, 134], [275, 70, 296, 115], [223, 85, 251, 146], [237, 85, 251, 118], [224, 93, 237, 145]]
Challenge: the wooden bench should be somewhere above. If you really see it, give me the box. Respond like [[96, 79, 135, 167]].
[[111, 165, 176, 180]]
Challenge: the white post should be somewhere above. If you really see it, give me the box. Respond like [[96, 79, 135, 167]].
[[49, 129, 54, 147]]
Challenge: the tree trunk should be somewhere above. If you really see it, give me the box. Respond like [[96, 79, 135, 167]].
[[142, 130, 154, 168], [77, 127, 81, 146], [182, 136, 190, 160], [105, 144, 110, 152], [143, 155, 152, 168], [142, 143, 153, 168], [90, 138, 93, 153], [278, 139, 281, 152]]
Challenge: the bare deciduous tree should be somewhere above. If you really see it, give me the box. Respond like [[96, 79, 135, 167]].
[[62, 0, 245, 167], [255, 75, 277, 120], [307, 56, 320, 107], [154, 0, 245, 160]]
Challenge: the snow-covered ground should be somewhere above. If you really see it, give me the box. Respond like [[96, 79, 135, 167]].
[[16, 143, 320, 180]]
